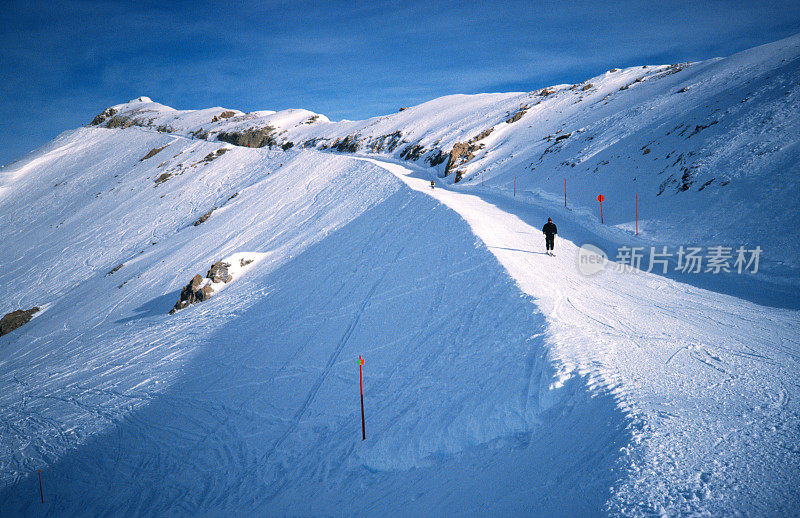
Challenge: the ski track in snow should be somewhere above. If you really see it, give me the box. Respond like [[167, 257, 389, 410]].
[[1, 33, 800, 514], [0, 131, 629, 516], [359, 155, 800, 515]]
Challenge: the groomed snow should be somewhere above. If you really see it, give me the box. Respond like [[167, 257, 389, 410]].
[[0, 33, 799, 516]]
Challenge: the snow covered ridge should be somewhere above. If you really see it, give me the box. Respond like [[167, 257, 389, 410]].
[[87, 33, 800, 271]]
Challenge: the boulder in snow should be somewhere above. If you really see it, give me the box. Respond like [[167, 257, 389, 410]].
[[0, 307, 40, 336]]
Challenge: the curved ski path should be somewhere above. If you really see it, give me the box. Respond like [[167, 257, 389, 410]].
[[359, 156, 800, 515]]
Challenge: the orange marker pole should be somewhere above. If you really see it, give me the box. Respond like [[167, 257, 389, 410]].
[[635, 194, 638, 235], [359, 356, 365, 441], [38, 469, 44, 503], [564, 178, 567, 207]]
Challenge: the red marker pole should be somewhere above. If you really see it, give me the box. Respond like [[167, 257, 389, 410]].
[[38, 469, 44, 503], [358, 355, 365, 441], [597, 194, 605, 224], [635, 193, 638, 235], [564, 178, 567, 207]]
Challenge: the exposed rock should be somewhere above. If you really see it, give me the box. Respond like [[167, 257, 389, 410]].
[[582, 83, 593, 91], [169, 260, 236, 314], [444, 142, 474, 177], [469, 128, 493, 144], [193, 209, 214, 226], [425, 149, 448, 167], [190, 129, 209, 140], [107, 263, 124, 276], [154, 172, 172, 185], [282, 141, 294, 151], [443, 127, 495, 177], [141, 146, 167, 161], [398, 107, 408, 111], [505, 107, 528, 124], [0, 307, 40, 336], [197, 284, 215, 301], [331, 134, 360, 153], [400, 143, 427, 161], [105, 115, 135, 129], [211, 110, 237, 123], [91, 107, 118, 126], [170, 274, 206, 314], [217, 127, 277, 148], [207, 261, 233, 283], [366, 131, 403, 153], [195, 148, 228, 166]]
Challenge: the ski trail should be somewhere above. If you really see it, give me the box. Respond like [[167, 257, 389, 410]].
[[356, 155, 800, 514]]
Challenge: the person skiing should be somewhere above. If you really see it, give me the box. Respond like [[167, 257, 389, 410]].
[[542, 217, 557, 256], [430, 179, 436, 189]]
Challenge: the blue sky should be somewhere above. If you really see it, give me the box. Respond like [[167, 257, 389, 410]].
[[2, 0, 800, 166]]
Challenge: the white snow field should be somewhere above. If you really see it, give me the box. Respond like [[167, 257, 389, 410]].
[[1, 34, 799, 516]]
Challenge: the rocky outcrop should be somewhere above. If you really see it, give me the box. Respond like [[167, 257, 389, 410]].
[[169, 261, 234, 314], [444, 142, 474, 178], [211, 110, 237, 123], [505, 105, 529, 124], [192, 209, 214, 226], [206, 261, 232, 283], [399, 143, 427, 161], [331, 135, 360, 153], [90, 107, 118, 126], [443, 127, 494, 178], [0, 307, 40, 336], [141, 146, 167, 161], [194, 148, 229, 166], [217, 127, 277, 148]]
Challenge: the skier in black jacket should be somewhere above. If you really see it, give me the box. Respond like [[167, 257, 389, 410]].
[[542, 217, 557, 256]]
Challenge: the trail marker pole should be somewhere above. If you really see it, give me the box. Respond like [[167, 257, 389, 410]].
[[513, 175, 516, 198], [38, 469, 44, 503], [358, 355, 365, 441], [564, 178, 567, 207], [635, 194, 638, 235], [597, 194, 605, 224]]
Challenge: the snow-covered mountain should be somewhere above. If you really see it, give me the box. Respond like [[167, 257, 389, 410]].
[[1, 34, 798, 516]]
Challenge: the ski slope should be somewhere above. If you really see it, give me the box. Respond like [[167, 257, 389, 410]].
[[0, 127, 630, 516], [367, 156, 800, 515], [1, 33, 799, 516]]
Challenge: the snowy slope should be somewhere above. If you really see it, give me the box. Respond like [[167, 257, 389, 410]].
[[82, 34, 800, 281], [0, 126, 628, 516], [1, 33, 799, 516]]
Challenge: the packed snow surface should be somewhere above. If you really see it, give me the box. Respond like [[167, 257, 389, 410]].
[[0, 33, 799, 516]]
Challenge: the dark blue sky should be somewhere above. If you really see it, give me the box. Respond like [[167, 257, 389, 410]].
[[2, 0, 800, 166]]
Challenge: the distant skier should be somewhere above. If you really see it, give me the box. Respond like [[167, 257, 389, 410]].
[[543, 217, 557, 256], [430, 179, 435, 189]]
